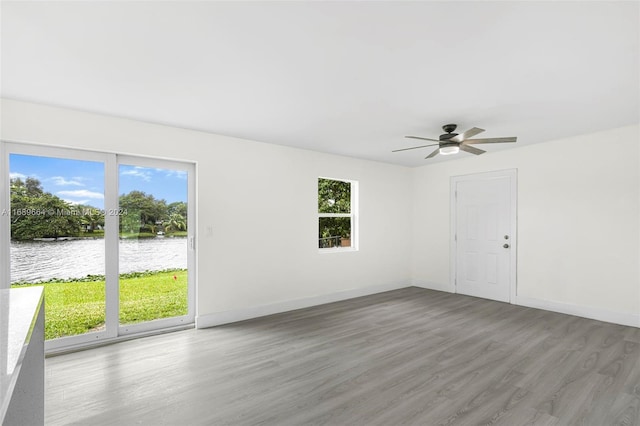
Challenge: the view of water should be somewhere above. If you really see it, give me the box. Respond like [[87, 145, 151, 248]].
[[10, 237, 187, 283]]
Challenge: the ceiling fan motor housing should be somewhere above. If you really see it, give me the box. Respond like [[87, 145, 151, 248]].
[[440, 123, 458, 141], [442, 123, 457, 133]]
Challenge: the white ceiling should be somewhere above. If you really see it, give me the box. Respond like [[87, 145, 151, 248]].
[[1, 1, 638, 167]]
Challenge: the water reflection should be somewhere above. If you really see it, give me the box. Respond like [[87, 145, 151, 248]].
[[10, 238, 187, 283]]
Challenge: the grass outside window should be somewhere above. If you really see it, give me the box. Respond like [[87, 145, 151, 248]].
[[13, 269, 187, 340]]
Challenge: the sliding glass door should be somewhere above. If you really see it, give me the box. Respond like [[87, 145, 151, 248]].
[[1, 143, 195, 351], [117, 156, 194, 335]]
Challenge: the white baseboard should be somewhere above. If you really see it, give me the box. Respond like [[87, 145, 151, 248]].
[[516, 295, 640, 328], [412, 279, 454, 293], [196, 280, 639, 330], [412, 280, 639, 328], [196, 280, 412, 329]]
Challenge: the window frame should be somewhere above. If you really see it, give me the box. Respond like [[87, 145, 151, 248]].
[[317, 176, 358, 253], [1, 141, 196, 353]]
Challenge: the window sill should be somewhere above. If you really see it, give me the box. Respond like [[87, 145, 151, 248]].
[[318, 247, 358, 254]]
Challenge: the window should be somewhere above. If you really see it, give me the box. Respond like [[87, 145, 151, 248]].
[[318, 177, 357, 250], [2, 142, 195, 353]]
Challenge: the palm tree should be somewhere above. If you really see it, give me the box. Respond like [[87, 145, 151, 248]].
[[79, 205, 104, 233], [164, 213, 186, 233]]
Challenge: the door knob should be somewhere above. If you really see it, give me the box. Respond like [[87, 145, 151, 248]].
[[503, 244, 510, 248]]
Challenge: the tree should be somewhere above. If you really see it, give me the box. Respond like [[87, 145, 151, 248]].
[[167, 201, 188, 222], [10, 178, 83, 240], [164, 213, 186, 233], [119, 191, 168, 233], [25, 177, 44, 196], [318, 179, 350, 214], [10, 178, 27, 197], [9, 180, 187, 239], [117, 191, 190, 235], [318, 178, 351, 244], [120, 208, 143, 234], [78, 205, 105, 232]]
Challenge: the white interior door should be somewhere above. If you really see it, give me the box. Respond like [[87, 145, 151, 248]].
[[452, 170, 516, 303]]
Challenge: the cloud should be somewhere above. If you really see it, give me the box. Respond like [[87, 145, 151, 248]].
[[50, 176, 84, 186], [121, 166, 187, 182], [153, 168, 188, 180], [9, 172, 28, 180], [61, 199, 88, 206], [169, 170, 188, 180], [57, 190, 104, 200], [121, 167, 152, 182]]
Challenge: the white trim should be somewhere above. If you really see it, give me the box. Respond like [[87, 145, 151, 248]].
[[351, 179, 359, 251], [318, 247, 358, 254], [516, 295, 640, 328], [195, 280, 410, 328], [4, 143, 114, 350], [0, 142, 9, 288], [318, 176, 359, 252], [450, 168, 518, 303], [46, 324, 195, 356], [188, 162, 197, 322], [196, 282, 639, 330], [104, 153, 119, 339], [119, 315, 193, 335], [45, 330, 109, 353], [412, 279, 454, 293], [409, 280, 639, 329]]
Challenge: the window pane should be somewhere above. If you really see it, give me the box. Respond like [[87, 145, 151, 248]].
[[318, 178, 350, 214], [118, 164, 188, 326], [319, 217, 351, 248], [9, 154, 106, 341]]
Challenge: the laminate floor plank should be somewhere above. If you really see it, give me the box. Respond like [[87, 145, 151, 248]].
[[45, 287, 640, 425]]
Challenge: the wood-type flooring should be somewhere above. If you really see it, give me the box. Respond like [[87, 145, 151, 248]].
[[45, 287, 640, 425]]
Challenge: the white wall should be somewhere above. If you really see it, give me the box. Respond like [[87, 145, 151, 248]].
[[3, 99, 638, 328], [412, 124, 640, 326], [1, 99, 413, 324]]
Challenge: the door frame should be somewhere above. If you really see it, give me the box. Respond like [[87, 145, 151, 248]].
[[2, 142, 115, 350], [450, 169, 518, 303], [1, 141, 196, 352]]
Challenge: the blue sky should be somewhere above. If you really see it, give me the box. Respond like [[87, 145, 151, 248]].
[[10, 154, 187, 209]]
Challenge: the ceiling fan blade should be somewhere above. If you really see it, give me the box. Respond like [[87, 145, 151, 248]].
[[425, 148, 440, 159], [405, 135, 441, 142], [450, 127, 485, 143], [459, 144, 486, 155], [463, 137, 517, 144], [392, 143, 439, 153]]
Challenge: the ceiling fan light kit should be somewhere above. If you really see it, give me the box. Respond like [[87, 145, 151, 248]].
[[439, 145, 459, 155], [393, 124, 517, 160]]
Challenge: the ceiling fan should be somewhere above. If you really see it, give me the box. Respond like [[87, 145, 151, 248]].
[[393, 124, 517, 159]]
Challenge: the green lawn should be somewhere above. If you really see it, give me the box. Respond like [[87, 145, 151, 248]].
[[13, 269, 187, 340], [119, 231, 188, 239]]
